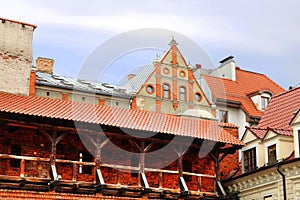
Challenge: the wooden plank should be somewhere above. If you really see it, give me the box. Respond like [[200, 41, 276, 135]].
[[179, 176, 188, 192], [96, 169, 105, 185], [19, 159, 25, 178], [140, 172, 149, 189]]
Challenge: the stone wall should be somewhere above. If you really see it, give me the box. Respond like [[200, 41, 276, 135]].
[[0, 18, 35, 95]]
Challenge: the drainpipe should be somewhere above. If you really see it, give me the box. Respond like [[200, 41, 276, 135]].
[[276, 163, 287, 200]]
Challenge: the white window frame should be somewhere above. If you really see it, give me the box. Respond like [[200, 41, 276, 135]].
[[265, 141, 278, 165], [242, 143, 258, 173]]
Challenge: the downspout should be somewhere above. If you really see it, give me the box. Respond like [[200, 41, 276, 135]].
[[276, 163, 287, 200]]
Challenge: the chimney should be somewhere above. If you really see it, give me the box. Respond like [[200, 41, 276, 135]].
[[128, 74, 136, 81], [195, 64, 202, 69], [36, 57, 54, 74]]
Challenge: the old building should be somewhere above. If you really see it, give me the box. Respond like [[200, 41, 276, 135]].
[[197, 57, 285, 139], [0, 18, 245, 199], [225, 86, 300, 199]]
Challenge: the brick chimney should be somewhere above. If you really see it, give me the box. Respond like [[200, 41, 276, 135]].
[[195, 64, 202, 69], [36, 57, 54, 74]]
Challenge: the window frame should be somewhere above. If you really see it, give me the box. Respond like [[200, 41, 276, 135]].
[[267, 144, 277, 165], [243, 147, 257, 173], [261, 96, 270, 110], [179, 86, 186, 101], [219, 110, 228, 123], [163, 83, 171, 99]]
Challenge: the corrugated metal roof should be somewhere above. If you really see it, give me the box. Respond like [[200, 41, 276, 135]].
[[0, 92, 244, 146], [36, 72, 129, 97], [124, 64, 155, 92]]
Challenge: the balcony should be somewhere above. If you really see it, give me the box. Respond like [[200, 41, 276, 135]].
[[0, 154, 217, 199]]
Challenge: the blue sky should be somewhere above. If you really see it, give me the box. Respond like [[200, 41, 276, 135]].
[[1, 0, 299, 89]]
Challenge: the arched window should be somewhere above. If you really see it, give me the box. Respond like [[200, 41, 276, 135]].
[[179, 86, 186, 101], [163, 83, 171, 99]]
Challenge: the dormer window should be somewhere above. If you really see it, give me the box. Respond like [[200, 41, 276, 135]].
[[243, 147, 256, 172], [261, 96, 269, 110], [267, 144, 277, 165], [219, 110, 228, 123]]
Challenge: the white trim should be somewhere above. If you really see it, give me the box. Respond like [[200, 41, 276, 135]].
[[265, 141, 277, 165], [295, 127, 300, 158]]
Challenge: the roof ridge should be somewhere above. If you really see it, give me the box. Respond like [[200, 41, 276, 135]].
[[272, 86, 300, 99]]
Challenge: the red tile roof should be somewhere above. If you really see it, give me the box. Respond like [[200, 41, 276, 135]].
[[246, 127, 267, 139], [0, 92, 244, 146], [258, 86, 300, 130], [203, 68, 285, 117]]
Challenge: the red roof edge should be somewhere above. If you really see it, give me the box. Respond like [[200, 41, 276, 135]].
[[0, 17, 37, 29]]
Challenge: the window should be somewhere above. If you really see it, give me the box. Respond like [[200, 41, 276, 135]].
[[179, 86, 186, 101], [298, 130, 300, 155], [146, 85, 154, 94], [82, 96, 86, 102], [195, 92, 202, 102], [10, 145, 21, 168], [244, 147, 256, 172], [46, 91, 50, 97], [268, 144, 277, 165], [78, 152, 93, 174], [261, 96, 269, 110], [179, 70, 186, 78], [219, 110, 228, 123], [264, 195, 272, 200], [163, 83, 171, 99]]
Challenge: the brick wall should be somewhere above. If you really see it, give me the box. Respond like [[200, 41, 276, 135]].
[[0, 124, 239, 196]]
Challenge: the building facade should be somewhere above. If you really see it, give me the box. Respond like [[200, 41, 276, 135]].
[[0, 18, 246, 199], [225, 87, 300, 199]]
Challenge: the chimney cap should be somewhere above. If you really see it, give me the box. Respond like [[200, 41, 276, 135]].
[[219, 55, 234, 64]]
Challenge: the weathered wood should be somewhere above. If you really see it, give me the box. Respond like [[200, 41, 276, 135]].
[[19, 159, 25, 178], [72, 163, 77, 181], [96, 169, 105, 185]]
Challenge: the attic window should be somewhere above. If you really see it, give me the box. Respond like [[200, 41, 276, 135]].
[[46, 92, 50, 97], [179, 86, 186, 101], [219, 110, 228, 123], [261, 96, 269, 110], [243, 147, 256, 172], [267, 144, 277, 165]]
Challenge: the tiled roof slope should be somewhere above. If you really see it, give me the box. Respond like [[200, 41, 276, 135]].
[[202, 68, 285, 117], [258, 86, 300, 130], [0, 92, 244, 146]]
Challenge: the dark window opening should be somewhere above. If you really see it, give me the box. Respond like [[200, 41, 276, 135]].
[[261, 96, 269, 110], [163, 83, 171, 99], [46, 92, 50, 96], [10, 145, 21, 168], [298, 130, 300, 156], [268, 144, 277, 165], [219, 110, 228, 123], [244, 147, 256, 172]]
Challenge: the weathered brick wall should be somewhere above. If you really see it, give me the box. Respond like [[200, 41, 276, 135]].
[[220, 127, 240, 179], [0, 124, 239, 194], [0, 189, 140, 200], [0, 19, 35, 96]]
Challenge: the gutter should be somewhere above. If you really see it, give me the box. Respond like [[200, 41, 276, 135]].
[[276, 163, 287, 200]]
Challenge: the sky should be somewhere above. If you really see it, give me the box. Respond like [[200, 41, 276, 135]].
[[0, 0, 299, 89]]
